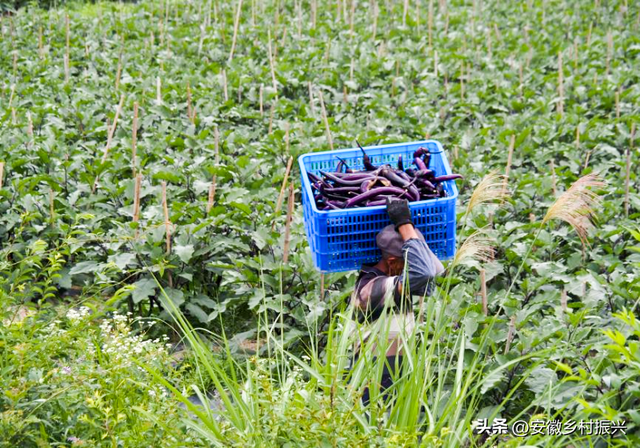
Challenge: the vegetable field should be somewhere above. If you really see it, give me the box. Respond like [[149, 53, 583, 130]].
[[1, 0, 639, 446]]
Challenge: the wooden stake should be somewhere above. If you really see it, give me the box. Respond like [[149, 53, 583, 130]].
[[402, 0, 409, 27], [311, 0, 317, 29], [285, 122, 290, 153], [615, 87, 620, 119], [606, 30, 613, 76], [0, 162, 4, 190], [132, 174, 142, 239], [228, 0, 244, 62], [156, 76, 162, 104], [132, 101, 139, 176], [480, 268, 488, 316], [625, 123, 635, 218], [561, 289, 568, 312], [503, 134, 516, 193], [93, 95, 125, 193], [504, 315, 516, 354], [372, 0, 378, 40], [318, 89, 334, 150], [320, 273, 325, 299], [162, 181, 171, 254], [267, 30, 278, 98], [38, 26, 44, 59], [187, 82, 193, 121], [222, 69, 229, 102], [575, 126, 580, 149], [27, 112, 33, 140], [268, 103, 275, 134], [307, 81, 316, 117], [115, 51, 123, 91], [64, 14, 70, 83], [49, 189, 55, 224], [282, 182, 295, 263], [207, 127, 220, 213], [434, 51, 438, 78], [557, 51, 564, 117], [550, 159, 557, 196], [274, 156, 294, 219]]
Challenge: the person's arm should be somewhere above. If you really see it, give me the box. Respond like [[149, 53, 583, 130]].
[[387, 199, 444, 297]]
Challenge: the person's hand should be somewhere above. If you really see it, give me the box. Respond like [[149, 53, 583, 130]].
[[386, 198, 413, 230]]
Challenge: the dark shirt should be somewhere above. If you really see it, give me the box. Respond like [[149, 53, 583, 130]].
[[351, 238, 440, 322]]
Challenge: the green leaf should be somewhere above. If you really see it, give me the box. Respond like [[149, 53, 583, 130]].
[[132, 278, 157, 304], [174, 244, 195, 264], [69, 261, 102, 276]]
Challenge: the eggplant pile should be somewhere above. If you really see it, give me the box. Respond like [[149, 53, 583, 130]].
[[309, 142, 463, 210]]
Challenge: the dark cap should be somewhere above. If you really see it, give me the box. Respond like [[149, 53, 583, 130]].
[[376, 224, 425, 258]]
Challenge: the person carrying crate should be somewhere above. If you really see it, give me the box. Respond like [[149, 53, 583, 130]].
[[349, 197, 444, 405]]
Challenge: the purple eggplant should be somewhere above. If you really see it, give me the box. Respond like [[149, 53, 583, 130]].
[[414, 157, 427, 171], [344, 186, 412, 207], [433, 174, 463, 182], [397, 156, 404, 171], [356, 141, 377, 171]]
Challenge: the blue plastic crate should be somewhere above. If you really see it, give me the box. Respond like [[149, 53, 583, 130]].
[[299, 140, 458, 273]]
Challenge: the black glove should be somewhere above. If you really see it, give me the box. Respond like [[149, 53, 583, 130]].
[[386, 198, 413, 230]]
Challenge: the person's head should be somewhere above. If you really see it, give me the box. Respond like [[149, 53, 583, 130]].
[[376, 224, 425, 276]]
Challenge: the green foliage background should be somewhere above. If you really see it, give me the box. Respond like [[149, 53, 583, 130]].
[[1, 0, 640, 445]]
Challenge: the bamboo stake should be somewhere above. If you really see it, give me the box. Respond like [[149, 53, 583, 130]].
[[561, 289, 568, 312], [480, 268, 488, 316], [274, 156, 294, 219], [575, 126, 580, 149], [282, 182, 295, 263], [49, 189, 55, 224], [320, 273, 325, 299], [0, 162, 4, 190], [259, 84, 264, 116], [64, 14, 70, 83], [132, 102, 139, 176], [115, 55, 123, 91], [38, 26, 44, 59], [312, 0, 317, 29], [187, 82, 193, 121], [221, 69, 229, 102], [434, 50, 438, 78], [625, 123, 635, 218], [285, 122, 290, 153], [156, 76, 162, 104], [267, 30, 278, 98], [402, 0, 408, 27], [92, 95, 125, 193], [162, 181, 171, 254], [372, 0, 378, 40], [27, 112, 33, 139], [318, 89, 334, 150], [307, 82, 316, 117], [557, 51, 564, 117], [349, 0, 356, 36], [268, 103, 275, 134], [550, 159, 557, 196], [606, 30, 613, 76], [101, 95, 125, 165], [207, 127, 220, 213], [504, 315, 516, 354], [503, 134, 516, 193], [297, 0, 302, 38], [228, 0, 243, 62], [519, 62, 523, 98], [133, 173, 142, 226], [615, 88, 620, 119]]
